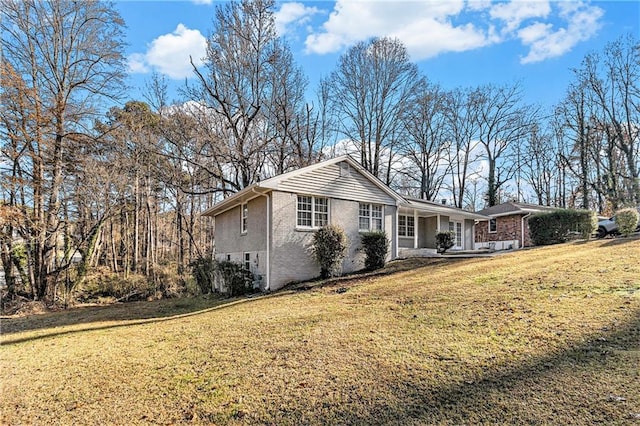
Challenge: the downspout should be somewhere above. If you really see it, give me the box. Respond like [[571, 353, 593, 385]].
[[521, 213, 531, 249], [251, 188, 270, 291]]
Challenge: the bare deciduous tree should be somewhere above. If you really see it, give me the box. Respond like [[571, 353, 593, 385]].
[[400, 79, 451, 200], [581, 35, 640, 207], [1, 0, 126, 300], [327, 37, 420, 183], [472, 83, 537, 207], [444, 88, 481, 209], [190, 0, 307, 191], [521, 123, 558, 206]]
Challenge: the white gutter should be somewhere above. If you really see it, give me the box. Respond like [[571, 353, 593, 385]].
[[251, 188, 270, 291]]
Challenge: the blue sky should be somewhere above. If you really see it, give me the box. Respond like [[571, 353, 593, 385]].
[[116, 0, 639, 108]]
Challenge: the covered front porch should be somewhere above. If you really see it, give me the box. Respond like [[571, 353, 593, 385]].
[[396, 198, 489, 256]]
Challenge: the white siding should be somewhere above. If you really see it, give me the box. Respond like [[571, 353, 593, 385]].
[[275, 161, 396, 205]]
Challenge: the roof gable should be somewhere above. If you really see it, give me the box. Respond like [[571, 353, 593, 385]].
[[262, 156, 402, 205], [202, 155, 403, 217]]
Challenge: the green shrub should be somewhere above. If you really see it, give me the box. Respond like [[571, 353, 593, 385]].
[[435, 231, 456, 253], [311, 225, 348, 278], [189, 257, 254, 296], [614, 208, 640, 236], [189, 257, 217, 294], [582, 210, 600, 239], [82, 271, 154, 302], [214, 260, 254, 297], [360, 231, 389, 271], [528, 209, 596, 245]]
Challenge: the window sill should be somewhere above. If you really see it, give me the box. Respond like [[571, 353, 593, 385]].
[[295, 227, 319, 233]]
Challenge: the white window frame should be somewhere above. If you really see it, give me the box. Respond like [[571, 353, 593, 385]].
[[241, 203, 248, 234], [399, 215, 415, 237], [244, 252, 251, 272], [359, 203, 384, 232], [296, 195, 329, 229], [489, 218, 497, 233]]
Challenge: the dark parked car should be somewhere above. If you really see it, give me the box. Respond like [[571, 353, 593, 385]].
[[596, 212, 640, 238]]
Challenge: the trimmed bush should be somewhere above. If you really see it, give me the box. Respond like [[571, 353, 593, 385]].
[[528, 209, 597, 246], [312, 225, 348, 278], [435, 231, 456, 253], [360, 231, 389, 271], [582, 210, 600, 239], [614, 208, 640, 236]]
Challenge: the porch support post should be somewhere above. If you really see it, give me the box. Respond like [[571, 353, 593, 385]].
[[394, 207, 399, 259], [413, 210, 418, 249], [436, 214, 441, 232]]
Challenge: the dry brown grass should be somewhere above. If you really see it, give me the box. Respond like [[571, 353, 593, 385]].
[[1, 238, 639, 425]]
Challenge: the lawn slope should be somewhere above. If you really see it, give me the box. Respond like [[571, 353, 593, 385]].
[[1, 238, 639, 425]]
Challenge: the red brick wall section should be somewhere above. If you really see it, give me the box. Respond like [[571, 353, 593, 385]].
[[475, 214, 534, 247]]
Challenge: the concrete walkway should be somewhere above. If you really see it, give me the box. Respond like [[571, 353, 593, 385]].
[[398, 247, 515, 259]]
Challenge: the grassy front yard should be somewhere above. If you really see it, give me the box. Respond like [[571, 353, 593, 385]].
[[1, 238, 639, 425]]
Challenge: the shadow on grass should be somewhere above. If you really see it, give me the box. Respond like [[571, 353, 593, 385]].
[[312, 308, 640, 425], [601, 234, 640, 247]]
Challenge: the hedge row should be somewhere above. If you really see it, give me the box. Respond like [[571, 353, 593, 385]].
[[528, 209, 597, 246]]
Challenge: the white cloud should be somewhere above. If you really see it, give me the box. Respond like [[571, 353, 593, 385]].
[[490, 1, 551, 33], [518, 1, 604, 63], [466, 0, 492, 12], [191, 0, 212, 5], [393, 20, 497, 59], [127, 24, 207, 80], [517, 22, 552, 44], [127, 53, 149, 74], [302, 0, 604, 65], [275, 2, 321, 36], [304, 0, 496, 59]]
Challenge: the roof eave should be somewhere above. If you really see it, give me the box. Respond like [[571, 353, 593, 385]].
[[201, 184, 271, 217], [401, 200, 490, 220]]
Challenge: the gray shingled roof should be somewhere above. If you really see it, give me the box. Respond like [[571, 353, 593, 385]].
[[477, 201, 560, 217]]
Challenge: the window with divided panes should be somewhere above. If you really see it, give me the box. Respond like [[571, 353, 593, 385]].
[[359, 203, 383, 231], [297, 195, 328, 228]]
